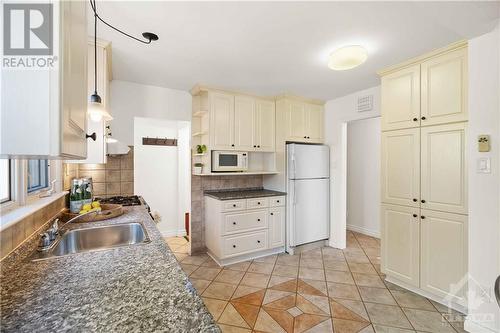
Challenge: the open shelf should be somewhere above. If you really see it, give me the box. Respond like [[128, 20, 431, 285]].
[[192, 153, 206, 156], [193, 110, 208, 117], [192, 131, 207, 137]]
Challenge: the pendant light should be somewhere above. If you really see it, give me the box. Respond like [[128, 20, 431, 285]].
[[87, 0, 159, 122], [88, 0, 112, 122]]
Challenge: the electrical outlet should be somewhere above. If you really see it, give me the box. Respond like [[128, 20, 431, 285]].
[[478, 135, 490, 152]]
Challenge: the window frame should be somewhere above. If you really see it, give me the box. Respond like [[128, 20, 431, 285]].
[[27, 159, 50, 195], [0, 159, 13, 204]]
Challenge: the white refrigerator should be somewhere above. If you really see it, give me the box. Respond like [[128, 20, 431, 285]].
[[286, 143, 330, 250]]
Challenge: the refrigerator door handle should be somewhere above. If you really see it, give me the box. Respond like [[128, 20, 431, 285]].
[[292, 156, 297, 180]]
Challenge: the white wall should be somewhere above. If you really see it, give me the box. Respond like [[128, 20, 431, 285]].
[[134, 117, 190, 237], [347, 117, 381, 238], [110, 80, 192, 145], [465, 24, 500, 333], [324, 86, 381, 248]]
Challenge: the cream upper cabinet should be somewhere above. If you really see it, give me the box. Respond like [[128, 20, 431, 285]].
[[381, 128, 420, 207], [1, 0, 88, 159], [210, 92, 235, 150], [234, 95, 256, 151], [381, 65, 421, 131], [420, 209, 467, 305], [255, 99, 276, 152], [381, 204, 420, 287], [289, 101, 306, 140], [305, 104, 324, 143], [421, 48, 467, 126], [420, 123, 467, 214]]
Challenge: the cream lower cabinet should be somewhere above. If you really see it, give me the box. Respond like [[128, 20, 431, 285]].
[[420, 209, 467, 305], [205, 195, 285, 265], [381, 204, 420, 287]]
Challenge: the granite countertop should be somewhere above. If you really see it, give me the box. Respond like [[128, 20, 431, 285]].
[[0, 205, 220, 333], [204, 187, 287, 200]]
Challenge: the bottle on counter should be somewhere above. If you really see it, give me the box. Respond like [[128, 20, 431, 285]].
[[69, 179, 83, 213], [82, 177, 93, 206]]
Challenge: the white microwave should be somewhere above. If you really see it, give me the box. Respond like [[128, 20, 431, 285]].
[[212, 151, 248, 172]]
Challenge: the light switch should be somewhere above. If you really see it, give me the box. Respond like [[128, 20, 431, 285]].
[[477, 157, 491, 174]]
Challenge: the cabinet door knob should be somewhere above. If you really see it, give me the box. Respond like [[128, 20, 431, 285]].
[[307, 136, 310, 139], [270, 213, 274, 216], [257, 202, 261, 205], [421, 116, 426, 120], [233, 204, 237, 207], [413, 214, 418, 218], [86, 132, 97, 141], [257, 219, 261, 221], [231, 144, 235, 147], [421, 216, 426, 219], [253, 145, 256, 148], [304, 136, 307, 139], [233, 245, 236, 248], [277, 200, 280, 203], [257, 240, 261, 243], [413, 118, 418, 122], [257, 145, 260, 148], [421, 199, 426, 203], [413, 198, 418, 202], [232, 222, 236, 225]]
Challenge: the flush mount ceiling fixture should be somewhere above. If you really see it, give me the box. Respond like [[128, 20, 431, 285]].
[[328, 45, 368, 71]]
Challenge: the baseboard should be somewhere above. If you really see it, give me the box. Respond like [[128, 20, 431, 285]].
[[347, 224, 380, 238], [208, 247, 285, 267], [177, 229, 187, 237], [464, 317, 499, 333], [160, 229, 187, 237]]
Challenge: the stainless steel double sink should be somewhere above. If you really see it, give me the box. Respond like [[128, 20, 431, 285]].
[[30, 222, 151, 261]]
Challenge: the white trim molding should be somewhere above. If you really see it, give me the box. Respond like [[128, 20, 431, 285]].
[[347, 224, 380, 238], [464, 317, 499, 333]]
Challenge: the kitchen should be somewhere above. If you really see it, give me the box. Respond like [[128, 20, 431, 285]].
[[1, 2, 500, 333]]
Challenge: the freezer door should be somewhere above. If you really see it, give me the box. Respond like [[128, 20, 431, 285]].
[[287, 144, 329, 179], [288, 178, 330, 247]]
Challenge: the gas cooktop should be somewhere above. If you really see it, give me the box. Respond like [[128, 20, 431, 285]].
[[96, 195, 142, 206]]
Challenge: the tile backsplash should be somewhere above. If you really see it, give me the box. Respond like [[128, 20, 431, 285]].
[[190, 175, 263, 253], [78, 147, 134, 198]]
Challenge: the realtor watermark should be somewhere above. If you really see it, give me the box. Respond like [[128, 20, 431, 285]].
[[2, 3, 57, 68]]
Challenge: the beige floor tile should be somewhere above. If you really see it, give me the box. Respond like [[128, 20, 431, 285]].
[[345, 254, 371, 264], [253, 254, 278, 264], [180, 263, 199, 275], [299, 267, 325, 281], [240, 272, 271, 288], [352, 273, 386, 289], [321, 247, 344, 258], [403, 308, 456, 333], [181, 254, 209, 266], [191, 266, 222, 280], [215, 269, 245, 285], [201, 257, 222, 268], [218, 323, 251, 333], [323, 260, 350, 271], [364, 303, 413, 330], [384, 281, 407, 292], [273, 264, 299, 278], [276, 254, 300, 266], [190, 278, 212, 294], [248, 262, 275, 275], [218, 303, 250, 328], [300, 248, 323, 258], [390, 290, 435, 311], [372, 324, 415, 333], [300, 279, 328, 296], [300, 258, 324, 269], [226, 261, 252, 272], [202, 282, 237, 300], [174, 252, 188, 261], [359, 286, 397, 306], [327, 282, 361, 300], [348, 263, 378, 275], [202, 297, 227, 321], [325, 270, 355, 285]]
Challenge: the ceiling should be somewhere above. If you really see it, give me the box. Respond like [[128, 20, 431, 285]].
[[91, 1, 500, 101]]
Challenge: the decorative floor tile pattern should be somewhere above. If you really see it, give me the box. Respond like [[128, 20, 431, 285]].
[[166, 232, 465, 333]]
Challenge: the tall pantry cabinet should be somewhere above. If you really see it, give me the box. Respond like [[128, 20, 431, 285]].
[[379, 42, 468, 308]]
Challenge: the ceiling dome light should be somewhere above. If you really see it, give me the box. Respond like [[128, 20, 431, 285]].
[[328, 45, 368, 71]]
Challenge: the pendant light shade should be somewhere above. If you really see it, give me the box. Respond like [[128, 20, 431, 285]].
[[88, 93, 113, 122]]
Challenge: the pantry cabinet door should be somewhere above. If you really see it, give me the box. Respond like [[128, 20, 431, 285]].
[[306, 104, 323, 143], [234, 96, 256, 151], [381, 204, 420, 287], [269, 207, 285, 248], [256, 99, 275, 152], [381, 65, 421, 131], [288, 101, 306, 141], [420, 209, 467, 305], [210, 92, 235, 150], [420, 123, 467, 214], [381, 128, 420, 207], [421, 48, 467, 126], [61, 0, 88, 158]]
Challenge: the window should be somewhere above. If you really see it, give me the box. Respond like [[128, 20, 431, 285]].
[[27, 160, 49, 193], [0, 159, 10, 203]]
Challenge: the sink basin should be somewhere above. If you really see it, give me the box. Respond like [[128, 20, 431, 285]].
[[30, 222, 150, 261]]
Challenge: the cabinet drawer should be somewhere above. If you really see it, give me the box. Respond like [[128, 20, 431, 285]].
[[223, 231, 268, 257], [269, 196, 285, 207], [247, 197, 269, 209], [222, 200, 246, 212], [223, 211, 268, 235]]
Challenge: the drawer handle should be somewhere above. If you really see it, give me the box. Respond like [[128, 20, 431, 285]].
[[257, 219, 261, 222], [257, 202, 261, 205], [421, 216, 426, 219], [232, 222, 236, 225], [277, 200, 280, 203], [413, 118, 418, 122], [421, 116, 426, 120], [413, 198, 417, 202], [413, 214, 418, 218], [257, 240, 261, 244], [270, 213, 274, 216], [421, 199, 426, 203], [233, 245, 236, 248], [233, 204, 237, 207]]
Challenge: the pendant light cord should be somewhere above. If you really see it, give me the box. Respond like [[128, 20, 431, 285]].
[[89, 0, 153, 45], [93, 0, 97, 95]]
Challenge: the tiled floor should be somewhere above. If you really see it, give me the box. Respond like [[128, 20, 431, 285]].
[[165, 232, 466, 333]]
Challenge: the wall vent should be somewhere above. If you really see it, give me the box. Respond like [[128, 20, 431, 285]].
[[357, 95, 373, 112]]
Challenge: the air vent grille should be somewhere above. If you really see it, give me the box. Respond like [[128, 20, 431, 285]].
[[357, 95, 373, 112]]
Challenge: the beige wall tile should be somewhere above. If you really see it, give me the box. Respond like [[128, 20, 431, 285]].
[[0, 227, 13, 259], [93, 183, 106, 196], [121, 170, 134, 182], [106, 183, 121, 196], [106, 170, 121, 182], [121, 182, 134, 195], [120, 157, 133, 170], [79, 163, 105, 170], [79, 169, 105, 183]]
